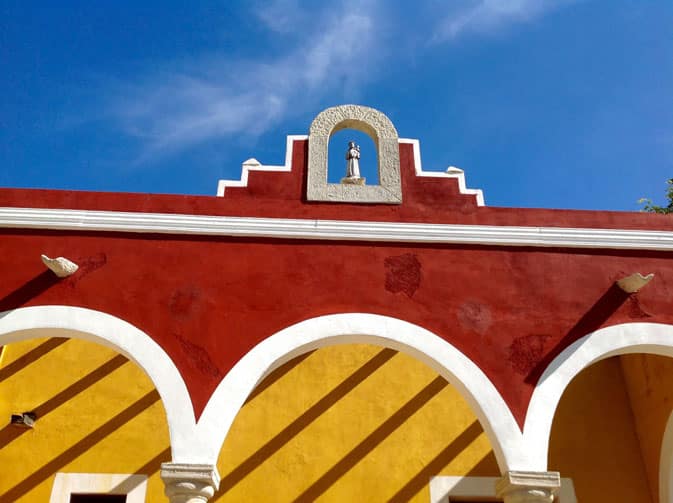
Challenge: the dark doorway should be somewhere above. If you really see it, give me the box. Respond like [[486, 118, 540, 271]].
[[70, 494, 127, 503]]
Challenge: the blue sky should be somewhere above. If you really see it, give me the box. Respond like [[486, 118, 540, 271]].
[[2, 1, 672, 210]]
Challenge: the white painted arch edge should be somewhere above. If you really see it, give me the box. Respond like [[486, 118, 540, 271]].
[[523, 322, 673, 471], [0, 305, 197, 461], [196, 313, 525, 471]]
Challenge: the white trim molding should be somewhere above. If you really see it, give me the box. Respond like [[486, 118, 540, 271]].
[[496, 471, 561, 503], [49, 472, 148, 503], [430, 475, 576, 502], [216, 135, 307, 197], [2, 207, 673, 251], [399, 138, 485, 206], [195, 313, 525, 472], [523, 322, 673, 471], [0, 306, 199, 463], [161, 463, 220, 503]]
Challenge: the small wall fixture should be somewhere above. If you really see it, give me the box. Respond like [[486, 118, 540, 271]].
[[41, 254, 79, 278], [616, 273, 654, 293], [11, 412, 36, 428]]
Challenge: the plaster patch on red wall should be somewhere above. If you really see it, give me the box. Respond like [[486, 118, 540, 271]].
[[627, 296, 653, 319], [172, 331, 222, 379], [507, 334, 552, 375], [458, 301, 493, 335], [169, 286, 201, 319], [384, 253, 422, 297]]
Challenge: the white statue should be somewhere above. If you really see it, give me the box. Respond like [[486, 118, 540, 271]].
[[345, 141, 361, 179]]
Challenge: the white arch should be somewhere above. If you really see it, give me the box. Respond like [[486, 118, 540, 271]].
[[523, 322, 673, 471], [0, 306, 198, 462], [196, 313, 525, 471]]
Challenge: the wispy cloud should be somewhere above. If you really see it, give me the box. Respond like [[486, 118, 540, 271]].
[[253, 0, 302, 34], [102, 1, 381, 163], [432, 0, 576, 42]]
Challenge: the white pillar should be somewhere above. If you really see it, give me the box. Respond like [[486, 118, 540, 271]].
[[161, 463, 220, 503], [496, 471, 560, 503]]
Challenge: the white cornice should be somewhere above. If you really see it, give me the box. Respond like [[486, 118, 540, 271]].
[[1, 206, 672, 251]]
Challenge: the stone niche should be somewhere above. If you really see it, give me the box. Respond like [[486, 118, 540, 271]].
[[306, 104, 402, 204]]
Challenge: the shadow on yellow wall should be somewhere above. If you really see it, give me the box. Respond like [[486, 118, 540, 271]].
[[0, 337, 170, 502], [0, 339, 499, 503], [216, 344, 498, 502]]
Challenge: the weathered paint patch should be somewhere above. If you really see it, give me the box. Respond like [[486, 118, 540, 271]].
[[384, 253, 422, 297], [458, 301, 492, 335], [508, 334, 551, 375]]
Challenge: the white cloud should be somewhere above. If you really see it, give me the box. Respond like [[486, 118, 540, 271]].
[[103, 1, 380, 163], [253, 0, 302, 34], [432, 0, 576, 42]]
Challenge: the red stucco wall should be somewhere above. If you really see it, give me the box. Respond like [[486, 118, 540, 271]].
[[2, 141, 672, 423]]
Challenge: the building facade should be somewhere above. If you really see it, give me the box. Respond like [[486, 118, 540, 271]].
[[1, 105, 673, 502]]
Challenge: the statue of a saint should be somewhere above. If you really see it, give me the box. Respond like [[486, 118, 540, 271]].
[[345, 141, 361, 179]]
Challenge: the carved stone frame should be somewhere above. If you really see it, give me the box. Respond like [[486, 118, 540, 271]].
[[307, 104, 402, 204]]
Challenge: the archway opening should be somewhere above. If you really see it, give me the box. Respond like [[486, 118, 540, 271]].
[[548, 354, 673, 503], [327, 129, 379, 184], [214, 343, 498, 502], [0, 335, 171, 502]]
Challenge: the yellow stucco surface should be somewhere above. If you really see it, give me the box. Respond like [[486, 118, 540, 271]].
[[549, 357, 653, 503], [620, 353, 673, 502], [0, 337, 170, 502], [0, 339, 498, 502], [216, 344, 498, 502], [6, 337, 672, 503]]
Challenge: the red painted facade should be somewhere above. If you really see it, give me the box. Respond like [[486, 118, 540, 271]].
[[2, 140, 672, 426]]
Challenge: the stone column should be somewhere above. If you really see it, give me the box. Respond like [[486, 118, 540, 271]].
[[496, 471, 561, 503], [161, 463, 220, 503]]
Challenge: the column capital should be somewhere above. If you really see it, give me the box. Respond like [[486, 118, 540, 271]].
[[496, 471, 560, 503], [160, 463, 220, 503]]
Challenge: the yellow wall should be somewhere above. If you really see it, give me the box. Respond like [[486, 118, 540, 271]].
[[0, 337, 170, 502], [216, 344, 498, 502], [0, 339, 499, 502], [549, 357, 653, 503], [6, 337, 672, 503], [620, 353, 673, 501]]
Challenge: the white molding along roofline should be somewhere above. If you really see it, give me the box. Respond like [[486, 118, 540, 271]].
[[0, 306, 199, 463], [216, 135, 307, 197], [1, 206, 673, 251], [196, 313, 525, 472], [399, 138, 485, 206], [523, 322, 673, 471]]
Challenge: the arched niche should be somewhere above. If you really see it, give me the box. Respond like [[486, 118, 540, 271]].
[[307, 104, 402, 204]]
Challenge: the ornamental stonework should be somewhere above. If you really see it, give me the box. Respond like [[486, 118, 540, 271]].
[[307, 104, 402, 204]]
